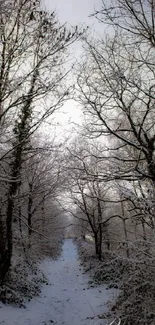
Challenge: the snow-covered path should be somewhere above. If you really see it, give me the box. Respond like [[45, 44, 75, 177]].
[[0, 239, 118, 325]]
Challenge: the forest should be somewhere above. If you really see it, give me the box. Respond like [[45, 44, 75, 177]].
[[0, 1, 155, 325]]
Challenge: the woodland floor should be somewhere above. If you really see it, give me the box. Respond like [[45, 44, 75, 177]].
[[0, 239, 119, 325]]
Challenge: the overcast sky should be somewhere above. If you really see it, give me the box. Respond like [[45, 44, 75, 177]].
[[43, 0, 101, 27], [42, 0, 103, 137]]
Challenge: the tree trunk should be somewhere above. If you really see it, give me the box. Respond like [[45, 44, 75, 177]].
[[98, 224, 102, 261], [1, 146, 22, 281], [28, 183, 33, 237], [123, 218, 129, 258], [0, 194, 14, 283], [41, 199, 45, 233], [97, 194, 102, 260], [0, 216, 7, 283], [6, 196, 13, 267], [94, 232, 99, 255], [106, 228, 110, 251], [94, 231, 102, 261], [121, 201, 129, 258], [18, 198, 26, 255]]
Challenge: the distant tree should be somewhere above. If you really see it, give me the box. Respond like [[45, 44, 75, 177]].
[[64, 138, 120, 260]]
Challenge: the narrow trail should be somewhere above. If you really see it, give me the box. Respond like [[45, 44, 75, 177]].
[[0, 239, 118, 325]]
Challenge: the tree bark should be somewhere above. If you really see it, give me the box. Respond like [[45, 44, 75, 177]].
[[121, 201, 130, 258], [98, 224, 102, 261], [28, 182, 33, 237], [0, 215, 7, 283], [123, 218, 129, 258], [94, 232, 99, 255], [6, 196, 13, 267], [94, 231, 102, 261]]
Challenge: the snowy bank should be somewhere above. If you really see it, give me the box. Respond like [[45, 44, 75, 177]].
[[0, 239, 119, 325]]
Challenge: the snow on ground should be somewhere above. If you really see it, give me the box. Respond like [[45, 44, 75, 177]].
[[0, 239, 119, 325]]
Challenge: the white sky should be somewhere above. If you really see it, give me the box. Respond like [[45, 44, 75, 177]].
[[41, 0, 103, 137], [43, 0, 101, 26]]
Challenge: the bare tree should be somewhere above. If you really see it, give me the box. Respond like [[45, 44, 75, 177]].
[[63, 138, 121, 260], [74, 1, 155, 253], [0, 0, 81, 281], [74, 4, 155, 322], [76, 0, 155, 183]]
